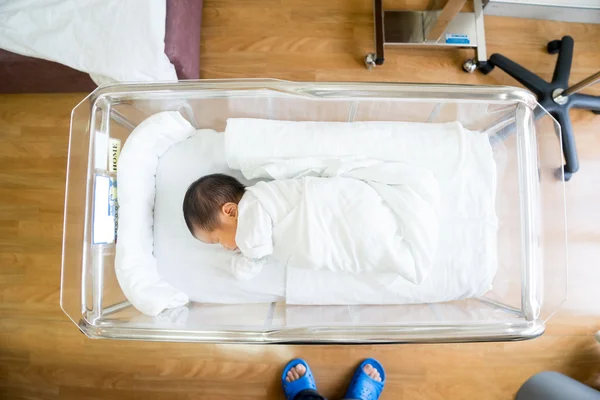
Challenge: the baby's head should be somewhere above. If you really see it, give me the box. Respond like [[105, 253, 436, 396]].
[[182, 173, 245, 250]]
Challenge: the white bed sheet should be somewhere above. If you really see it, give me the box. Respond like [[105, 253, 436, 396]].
[[154, 125, 497, 305], [0, 0, 177, 85]]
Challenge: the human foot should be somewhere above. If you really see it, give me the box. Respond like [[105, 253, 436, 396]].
[[282, 359, 317, 400], [345, 358, 386, 400], [285, 363, 307, 383], [363, 363, 382, 382]]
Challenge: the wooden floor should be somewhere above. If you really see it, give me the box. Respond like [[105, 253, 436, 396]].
[[2, 0, 600, 399]]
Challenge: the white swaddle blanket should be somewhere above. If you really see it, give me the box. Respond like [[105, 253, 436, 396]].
[[226, 119, 448, 280], [234, 160, 440, 284]]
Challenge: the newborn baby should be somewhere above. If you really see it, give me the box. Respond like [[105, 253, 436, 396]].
[[183, 173, 436, 282], [183, 174, 273, 280]]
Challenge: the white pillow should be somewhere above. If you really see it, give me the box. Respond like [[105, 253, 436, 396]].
[[116, 111, 195, 316], [0, 0, 177, 85]]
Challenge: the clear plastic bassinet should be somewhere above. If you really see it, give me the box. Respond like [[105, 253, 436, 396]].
[[61, 79, 568, 343]]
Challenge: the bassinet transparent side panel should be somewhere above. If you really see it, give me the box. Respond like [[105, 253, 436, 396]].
[[535, 109, 568, 321], [61, 81, 567, 342], [481, 104, 525, 312], [61, 97, 91, 326], [129, 95, 356, 130], [62, 96, 129, 326]]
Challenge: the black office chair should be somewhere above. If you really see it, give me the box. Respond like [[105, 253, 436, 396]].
[[481, 36, 600, 181]]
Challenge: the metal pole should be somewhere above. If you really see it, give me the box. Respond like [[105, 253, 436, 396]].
[[562, 70, 600, 97], [473, 0, 487, 64]]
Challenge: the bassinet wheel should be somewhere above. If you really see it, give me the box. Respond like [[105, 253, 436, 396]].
[[547, 40, 561, 54], [462, 59, 477, 74], [365, 53, 376, 70]]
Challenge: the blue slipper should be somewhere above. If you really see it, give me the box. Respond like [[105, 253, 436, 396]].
[[344, 358, 386, 400], [282, 359, 317, 400]]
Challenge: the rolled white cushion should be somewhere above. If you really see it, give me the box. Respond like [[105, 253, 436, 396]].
[[224, 118, 468, 181], [116, 111, 195, 316]]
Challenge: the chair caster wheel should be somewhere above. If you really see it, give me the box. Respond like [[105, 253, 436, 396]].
[[463, 59, 477, 73], [547, 40, 561, 54], [555, 166, 572, 181], [365, 53, 376, 71], [479, 61, 495, 75]]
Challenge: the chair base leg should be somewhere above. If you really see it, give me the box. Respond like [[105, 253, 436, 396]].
[[483, 37, 599, 180]]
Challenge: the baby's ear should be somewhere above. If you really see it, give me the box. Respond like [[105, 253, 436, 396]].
[[222, 202, 238, 218]]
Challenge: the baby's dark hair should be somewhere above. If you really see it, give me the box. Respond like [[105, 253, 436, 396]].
[[182, 173, 245, 234]]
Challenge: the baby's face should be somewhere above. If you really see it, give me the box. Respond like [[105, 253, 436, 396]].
[[194, 207, 239, 251]]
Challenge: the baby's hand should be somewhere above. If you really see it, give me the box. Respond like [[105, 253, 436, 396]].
[[231, 252, 265, 280]]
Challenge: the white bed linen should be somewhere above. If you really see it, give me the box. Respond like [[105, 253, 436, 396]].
[[225, 118, 498, 305], [121, 114, 497, 313], [0, 0, 177, 85]]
